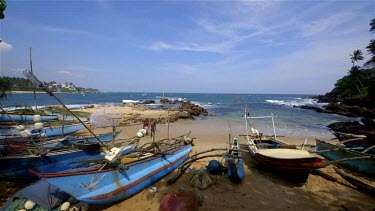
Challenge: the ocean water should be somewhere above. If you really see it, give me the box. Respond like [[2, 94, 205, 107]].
[[1, 92, 356, 139]]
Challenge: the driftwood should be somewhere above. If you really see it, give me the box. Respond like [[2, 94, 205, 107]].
[[311, 169, 337, 182], [333, 166, 375, 196]]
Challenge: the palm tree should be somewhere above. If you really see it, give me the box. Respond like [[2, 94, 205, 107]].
[[0, 0, 6, 19], [370, 18, 375, 33], [365, 19, 375, 67], [350, 50, 364, 67], [348, 66, 363, 92], [349, 50, 365, 91], [0, 77, 12, 100]]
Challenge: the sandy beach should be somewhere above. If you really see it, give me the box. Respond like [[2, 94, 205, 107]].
[[1, 106, 375, 211], [74, 112, 375, 211]]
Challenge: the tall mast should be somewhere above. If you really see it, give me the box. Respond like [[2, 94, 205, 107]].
[[30, 47, 38, 113]]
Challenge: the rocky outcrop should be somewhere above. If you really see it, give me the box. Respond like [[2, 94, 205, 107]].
[[139, 100, 155, 104], [83, 105, 94, 109], [160, 98, 184, 104], [179, 102, 208, 117], [179, 111, 190, 118], [298, 105, 333, 114], [327, 121, 375, 136], [298, 101, 375, 118], [323, 102, 375, 118]]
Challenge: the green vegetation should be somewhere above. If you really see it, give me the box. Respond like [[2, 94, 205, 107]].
[[0, 76, 100, 93], [0, 0, 6, 19], [332, 19, 375, 100], [0, 77, 12, 100]]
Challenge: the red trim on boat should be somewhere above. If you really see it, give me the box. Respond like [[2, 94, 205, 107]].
[[84, 148, 191, 201], [28, 145, 185, 178]]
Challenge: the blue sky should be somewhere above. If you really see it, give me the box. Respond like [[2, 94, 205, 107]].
[[0, 1, 374, 94]]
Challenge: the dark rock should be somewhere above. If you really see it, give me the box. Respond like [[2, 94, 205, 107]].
[[160, 98, 185, 104], [84, 105, 94, 109], [325, 102, 375, 118], [160, 98, 170, 103], [324, 103, 358, 118], [169, 113, 180, 122], [361, 118, 375, 127], [179, 102, 208, 117], [140, 100, 155, 104], [299, 105, 332, 113], [327, 121, 375, 135]]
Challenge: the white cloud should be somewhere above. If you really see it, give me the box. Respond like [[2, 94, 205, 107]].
[[43, 26, 90, 35], [299, 12, 354, 37], [57, 70, 74, 75], [146, 1, 370, 55], [0, 40, 13, 51], [149, 41, 234, 53]]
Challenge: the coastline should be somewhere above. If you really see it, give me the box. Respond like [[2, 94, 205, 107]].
[[12, 91, 60, 94]]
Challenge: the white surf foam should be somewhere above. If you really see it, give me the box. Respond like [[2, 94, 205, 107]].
[[266, 98, 327, 108], [122, 99, 139, 103]]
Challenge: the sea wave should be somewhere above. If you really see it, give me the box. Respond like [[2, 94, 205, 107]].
[[265, 98, 327, 108], [191, 101, 217, 108], [122, 99, 139, 103]]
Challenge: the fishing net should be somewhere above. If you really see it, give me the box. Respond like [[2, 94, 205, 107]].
[[189, 167, 213, 190], [90, 105, 122, 128]]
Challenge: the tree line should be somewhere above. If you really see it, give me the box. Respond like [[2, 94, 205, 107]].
[[332, 19, 375, 100], [0, 76, 100, 96]]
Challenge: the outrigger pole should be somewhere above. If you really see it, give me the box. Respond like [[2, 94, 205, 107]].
[[30, 47, 38, 114], [23, 70, 111, 151]]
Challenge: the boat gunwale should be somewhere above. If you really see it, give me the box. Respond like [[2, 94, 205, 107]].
[[29, 144, 188, 178]]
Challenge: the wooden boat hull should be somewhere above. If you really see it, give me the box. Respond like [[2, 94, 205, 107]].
[[0, 113, 58, 122], [249, 148, 326, 182], [254, 152, 326, 172], [0, 144, 138, 179], [32, 144, 192, 204], [316, 139, 375, 176]]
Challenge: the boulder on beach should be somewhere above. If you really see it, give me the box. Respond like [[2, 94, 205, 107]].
[[179, 111, 190, 118]]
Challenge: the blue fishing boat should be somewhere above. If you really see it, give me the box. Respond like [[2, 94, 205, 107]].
[[38, 130, 122, 148], [0, 130, 120, 152], [0, 142, 138, 179], [223, 138, 244, 183], [0, 123, 84, 137], [30, 143, 192, 204], [0, 113, 58, 122], [333, 132, 375, 154], [315, 139, 375, 177], [30, 123, 84, 137]]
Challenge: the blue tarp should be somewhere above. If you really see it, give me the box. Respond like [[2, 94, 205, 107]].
[[1, 179, 69, 211]]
